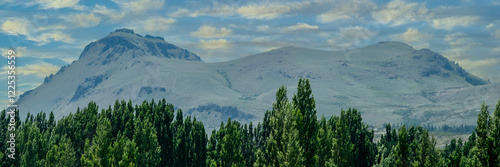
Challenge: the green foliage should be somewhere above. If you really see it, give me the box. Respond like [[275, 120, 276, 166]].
[[134, 117, 161, 167], [329, 110, 354, 167], [292, 78, 318, 166], [2, 79, 500, 167], [395, 125, 409, 167], [45, 135, 76, 167]]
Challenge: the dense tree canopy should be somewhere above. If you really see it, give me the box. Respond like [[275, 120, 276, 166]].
[[1, 79, 499, 167]]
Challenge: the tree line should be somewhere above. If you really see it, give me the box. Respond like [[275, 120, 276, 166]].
[[390, 123, 476, 134], [1, 78, 500, 166]]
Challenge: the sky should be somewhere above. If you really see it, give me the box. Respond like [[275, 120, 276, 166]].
[[0, 0, 499, 108]]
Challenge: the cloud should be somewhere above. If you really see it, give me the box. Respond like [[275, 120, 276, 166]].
[[284, 23, 318, 32], [93, 4, 126, 22], [60, 13, 100, 28], [170, 6, 235, 18], [492, 0, 500, 5], [112, 0, 164, 14], [391, 28, 432, 49], [317, 0, 375, 23], [257, 25, 270, 31], [2, 62, 59, 78], [327, 26, 378, 50], [237, 3, 296, 20], [457, 58, 498, 69], [27, 0, 83, 9], [0, 46, 27, 58], [190, 25, 232, 38], [170, 1, 309, 20], [444, 32, 479, 48], [373, 0, 428, 26], [486, 23, 495, 29], [143, 17, 175, 32], [28, 31, 75, 45], [1, 18, 74, 45], [199, 39, 231, 49], [442, 32, 485, 72], [0, 18, 32, 36], [0, 0, 15, 4], [493, 28, 500, 39], [430, 16, 479, 30]]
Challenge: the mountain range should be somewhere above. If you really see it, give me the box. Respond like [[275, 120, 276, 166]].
[[17, 28, 500, 131]]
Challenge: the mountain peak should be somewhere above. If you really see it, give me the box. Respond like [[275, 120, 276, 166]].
[[112, 28, 136, 34], [79, 28, 202, 62], [370, 41, 414, 50]]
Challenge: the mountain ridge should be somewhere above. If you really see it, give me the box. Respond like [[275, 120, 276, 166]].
[[79, 28, 202, 62], [16, 29, 498, 132]]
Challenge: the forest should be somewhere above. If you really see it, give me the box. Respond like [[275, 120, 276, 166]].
[[1, 78, 500, 167]]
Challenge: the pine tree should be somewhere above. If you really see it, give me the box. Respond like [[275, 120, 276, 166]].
[[472, 103, 491, 166], [134, 117, 161, 167], [45, 135, 76, 166], [490, 100, 500, 167], [292, 78, 317, 165], [395, 125, 409, 167], [265, 85, 289, 167], [221, 118, 245, 167], [329, 110, 353, 167], [80, 117, 112, 166], [412, 130, 439, 167], [119, 138, 137, 167], [80, 139, 98, 166], [315, 116, 331, 167], [155, 99, 175, 166]]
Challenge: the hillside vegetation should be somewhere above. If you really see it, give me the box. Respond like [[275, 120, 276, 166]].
[[2, 79, 500, 167]]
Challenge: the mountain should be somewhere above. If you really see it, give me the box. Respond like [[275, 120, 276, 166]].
[[17, 29, 500, 131]]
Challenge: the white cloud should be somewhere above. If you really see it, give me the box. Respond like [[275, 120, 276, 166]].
[[2, 62, 59, 78], [199, 39, 231, 49], [1, 18, 74, 45], [28, 31, 75, 46], [60, 13, 100, 28], [257, 25, 270, 31], [93, 4, 126, 22], [0, 0, 15, 4], [327, 26, 378, 50], [27, 0, 83, 9], [1, 46, 77, 63], [237, 3, 296, 20], [339, 26, 377, 40], [493, 46, 500, 53], [444, 32, 479, 48], [493, 28, 500, 39], [492, 0, 500, 5], [111, 0, 164, 14], [170, 1, 310, 20], [442, 32, 485, 71], [317, 0, 376, 23], [0, 46, 27, 58], [190, 25, 232, 38], [430, 16, 479, 30], [143, 17, 175, 32], [0, 18, 32, 36], [373, 0, 428, 26], [457, 58, 498, 69], [391, 28, 432, 49], [486, 23, 495, 29], [170, 6, 234, 18], [284, 23, 318, 32]]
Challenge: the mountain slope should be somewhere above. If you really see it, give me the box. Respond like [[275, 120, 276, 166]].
[[17, 29, 499, 131]]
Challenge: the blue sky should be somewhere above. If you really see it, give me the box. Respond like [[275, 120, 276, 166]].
[[0, 0, 499, 107]]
